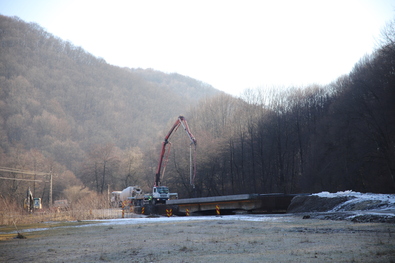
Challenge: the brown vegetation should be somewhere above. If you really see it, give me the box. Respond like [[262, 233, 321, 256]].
[[0, 192, 118, 226]]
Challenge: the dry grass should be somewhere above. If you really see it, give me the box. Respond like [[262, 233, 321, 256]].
[[0, 193, 121, 226], [1, 216, 394, 262]]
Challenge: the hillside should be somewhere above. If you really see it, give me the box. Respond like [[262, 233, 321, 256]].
[[0, 15, 222, 201], [0, 15, 219, 169]]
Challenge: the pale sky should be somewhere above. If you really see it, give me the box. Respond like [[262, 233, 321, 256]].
[[1, 0, 394, 95]]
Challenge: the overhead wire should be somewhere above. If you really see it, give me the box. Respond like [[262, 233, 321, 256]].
[[0, 166, 51, 176]]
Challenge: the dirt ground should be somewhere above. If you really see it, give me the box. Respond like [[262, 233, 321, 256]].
[[1, 214, 395, 263]]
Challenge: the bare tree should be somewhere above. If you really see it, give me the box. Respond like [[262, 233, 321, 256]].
[[81, 143, 120, 193]]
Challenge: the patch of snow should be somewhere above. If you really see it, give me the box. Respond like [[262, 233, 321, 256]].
[[314, 191, 394, 201], [314, 190, 355, 198], [0, 215, 287, 235], [90, 214, 287, 227], [313, 191, 395, 214]]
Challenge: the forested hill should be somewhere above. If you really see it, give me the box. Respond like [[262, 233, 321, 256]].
[[0, 15, 219, 168]]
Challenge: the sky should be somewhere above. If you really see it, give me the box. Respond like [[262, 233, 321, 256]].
[[1, 0, 394, 96]]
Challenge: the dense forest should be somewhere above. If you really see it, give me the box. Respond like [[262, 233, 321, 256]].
[[0, 15, 394, 207]]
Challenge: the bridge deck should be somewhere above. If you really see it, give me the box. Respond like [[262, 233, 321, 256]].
[[165, 193, 297, 215]]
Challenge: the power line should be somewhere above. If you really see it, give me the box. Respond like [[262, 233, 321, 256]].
[[0, 166, 50, 176], [0, 166, 54, 206], [0, 176, 45, 182]]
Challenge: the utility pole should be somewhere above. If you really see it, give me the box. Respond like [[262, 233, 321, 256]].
[[107, 184, 110, 209], [190, 145, 193, 187], [33, 172, 36, 197], [49, 172, 53, 207]]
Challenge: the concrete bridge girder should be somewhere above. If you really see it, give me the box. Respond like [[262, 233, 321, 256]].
[[167, 194, 297, 215]]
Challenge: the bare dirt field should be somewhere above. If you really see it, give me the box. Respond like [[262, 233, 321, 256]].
[[1, 214, 394, 263]]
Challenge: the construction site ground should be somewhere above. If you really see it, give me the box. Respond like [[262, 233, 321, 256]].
[[1, 213, 395, 262]]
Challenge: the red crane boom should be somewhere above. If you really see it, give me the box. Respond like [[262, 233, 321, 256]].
[[155, 115, 197, 187]]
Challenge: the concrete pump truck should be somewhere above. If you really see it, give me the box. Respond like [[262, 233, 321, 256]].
[[151, 115, 197, 204], [119, 116, 197, 207]]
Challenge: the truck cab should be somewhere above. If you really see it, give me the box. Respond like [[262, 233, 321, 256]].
[[152, 186, 170, 204]]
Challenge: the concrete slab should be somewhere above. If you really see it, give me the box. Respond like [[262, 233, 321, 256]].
[[166, 193, 298, 215], [166, 194, 256, 205]]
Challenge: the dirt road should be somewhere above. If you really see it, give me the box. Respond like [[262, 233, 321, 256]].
[[1, 215, 394, 262]]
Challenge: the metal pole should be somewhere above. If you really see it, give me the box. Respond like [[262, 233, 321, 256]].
[[190, 145, 193, 187], [49, 173, 53, 207], [33, 173, 36, 197], [107, 184, 110, 209]]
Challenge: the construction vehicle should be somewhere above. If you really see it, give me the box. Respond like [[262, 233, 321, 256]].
[[23, 187, 34, 213], [33, 198, 42, 209], [110, 191, 122, 207], [120, 186, 144, 206], [118, 116, 196, 208], [151, 115, 197, 204]]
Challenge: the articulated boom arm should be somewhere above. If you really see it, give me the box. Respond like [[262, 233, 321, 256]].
[[155, 116, 197, 187]]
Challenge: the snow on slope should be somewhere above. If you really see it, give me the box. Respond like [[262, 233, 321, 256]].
[[308, 191, 395, 223], [313, 191, 395, 213]]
